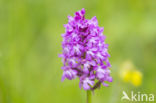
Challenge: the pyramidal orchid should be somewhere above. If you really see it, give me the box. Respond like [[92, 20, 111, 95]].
[[59, 9, 112, 102]]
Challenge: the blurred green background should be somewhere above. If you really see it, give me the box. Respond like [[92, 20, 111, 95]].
[[0, 0, 156, 103]]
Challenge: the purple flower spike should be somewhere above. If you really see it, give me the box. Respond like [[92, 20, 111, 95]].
[[59, 8, 113, 90]]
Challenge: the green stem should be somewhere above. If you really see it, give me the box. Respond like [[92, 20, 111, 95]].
[[87, 90, 92, 103]]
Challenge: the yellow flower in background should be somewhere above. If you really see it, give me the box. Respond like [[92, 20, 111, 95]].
[[119, 61, 135, 82], [119, 60, 143, 87], [131, 70, 142, 86]]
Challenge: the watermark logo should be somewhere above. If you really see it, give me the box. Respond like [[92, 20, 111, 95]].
[[121, 91, 130, 101], [121, 91, 155, 102]]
